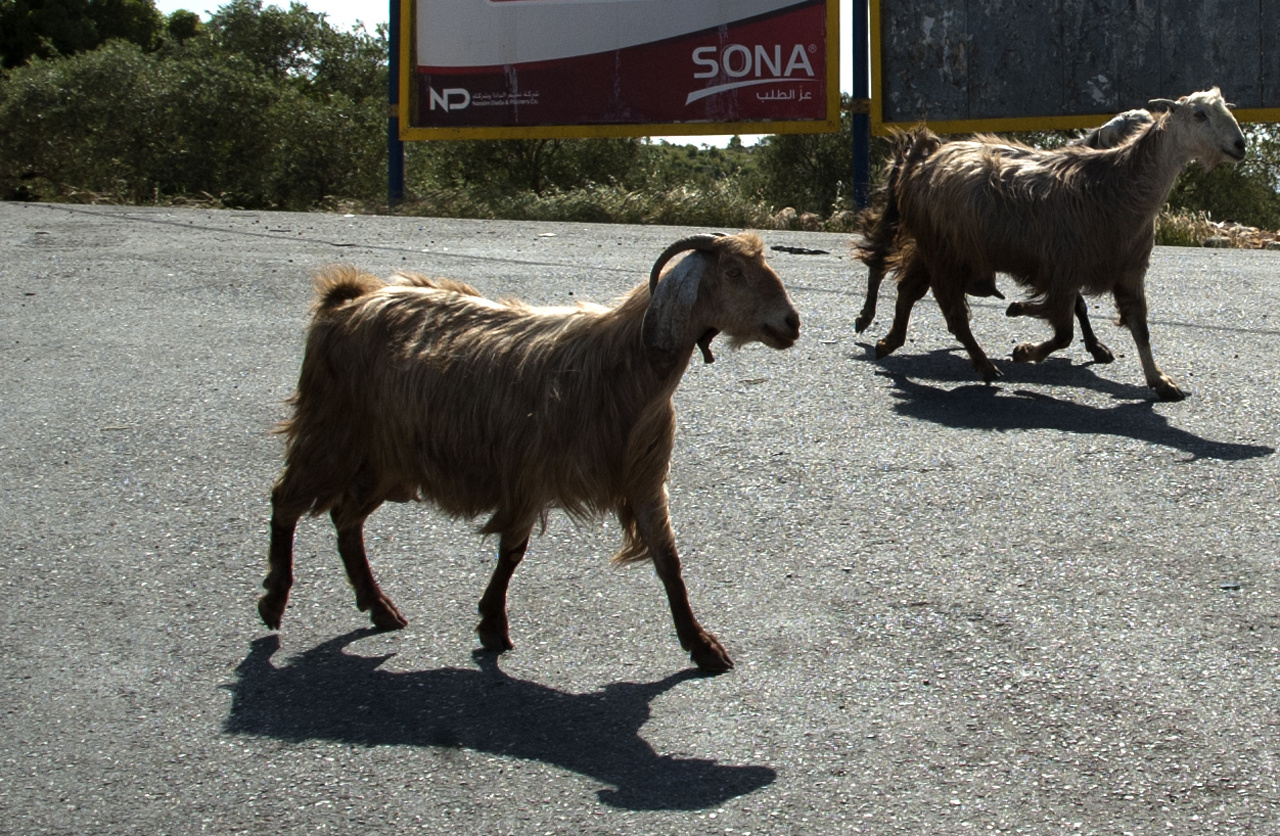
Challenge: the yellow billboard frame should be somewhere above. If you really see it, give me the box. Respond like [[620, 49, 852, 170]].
[[397, 0, 842, 141], [868, 0, 1280, 136]]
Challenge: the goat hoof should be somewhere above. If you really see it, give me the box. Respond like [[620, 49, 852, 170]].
[[1087, 342, 1115, 364], [978, 363, 1004, 383], [1011, 343, 1039, 363], [854, 314, 873, 333], [476, 619, 514, 652], [874, 339, 899, 360], [257, 594, 286, 630], [369, 599, 409, 631], [690, 634, 734, 673], [1154, 380, 1187, 402]]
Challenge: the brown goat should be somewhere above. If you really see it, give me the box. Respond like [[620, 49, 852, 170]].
[[259, 233, 800, 672], [857, 88, 1245, 400], [854, 109, 1158, 367]]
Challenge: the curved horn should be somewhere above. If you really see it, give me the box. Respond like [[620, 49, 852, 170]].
[[1147, 97, 1180, 112], [649, 233, 725, 294]]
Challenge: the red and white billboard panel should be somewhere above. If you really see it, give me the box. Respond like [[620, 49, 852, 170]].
[[405, 0, 837, 139]]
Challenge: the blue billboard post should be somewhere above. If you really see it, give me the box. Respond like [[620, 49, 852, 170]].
[[850, 0, 871, 209], [387, 0, 406, 205]]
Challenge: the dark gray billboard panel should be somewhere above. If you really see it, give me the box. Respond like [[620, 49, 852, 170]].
[[872, 0, 1280, 134]]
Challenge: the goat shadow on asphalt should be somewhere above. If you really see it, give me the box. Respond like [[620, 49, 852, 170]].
[[852, 346, 1274, 462], [223, 630, 776, 810]]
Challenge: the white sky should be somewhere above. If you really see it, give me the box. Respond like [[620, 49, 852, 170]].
[[150, 0, 859, 146]]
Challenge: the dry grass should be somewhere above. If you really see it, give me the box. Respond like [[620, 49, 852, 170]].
[[1157, 210, 1280, 249]]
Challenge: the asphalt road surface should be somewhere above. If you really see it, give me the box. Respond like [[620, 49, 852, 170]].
[[2, 202, 1278, 835]]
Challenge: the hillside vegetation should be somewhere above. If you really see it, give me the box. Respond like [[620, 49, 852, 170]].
[[2, 0, 1277, 242]]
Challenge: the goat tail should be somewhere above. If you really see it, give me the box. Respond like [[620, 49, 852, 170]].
[[854, 126, 940, 273], [311, 265, 385, 315], [854, 129, 919, 268]]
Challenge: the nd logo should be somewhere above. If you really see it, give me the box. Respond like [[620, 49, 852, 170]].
[[429, 87, 471, 111]]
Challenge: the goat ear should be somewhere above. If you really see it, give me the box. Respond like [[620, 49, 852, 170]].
[[642, 251, 710, 372]]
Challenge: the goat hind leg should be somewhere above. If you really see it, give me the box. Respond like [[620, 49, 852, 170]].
[[330, 500, 408, 630], [875, 259, 930, 359], [1012, 301, 1075, 364], [258, 477, 315, 629], [476, 528, 534, 653], [259, 508, 300, 630], [855, 264, 885, 333]]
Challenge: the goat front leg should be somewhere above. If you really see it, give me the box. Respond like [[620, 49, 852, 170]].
[[633, 497, 732, 673], [1114, 280, 1185, 401], [1008, 294, 1113, 364], [1073, 294, 1114, 363], [330, 501, 408, 630], [476, 528, 534, 653], [934, 278, 1001, 382]]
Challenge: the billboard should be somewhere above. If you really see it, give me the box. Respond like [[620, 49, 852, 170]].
[[870, 0, 1280, 135], [400, 0, 841, 140]]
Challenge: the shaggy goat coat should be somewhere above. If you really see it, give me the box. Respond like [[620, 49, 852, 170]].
[[260, 232, 800, 672], [279, 268, 678, 561], [856, 87, 1245, 399]]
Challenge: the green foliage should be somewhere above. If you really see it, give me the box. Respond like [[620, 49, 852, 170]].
[[749, 95, 854, 215], [0, 0, 163, 68], [399, 180, 774, 228], [204, 0, 385, 100], [0, 2, 386, 208], [403, 135, 778, 225], [165, 9, 201, 42], [412, 137, 648, 196], [1167, 125, 1280, 232], [644, 139, 758, 190], [2, 0, 1276, 233]]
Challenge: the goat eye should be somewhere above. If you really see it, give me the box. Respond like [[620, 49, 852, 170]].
[[726, 267, 743, 278], [1194, 109, 1208, 122]]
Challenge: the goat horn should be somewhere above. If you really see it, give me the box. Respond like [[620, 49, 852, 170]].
[[649, 233, 725, 293], [1147, 97, 1179, 112]]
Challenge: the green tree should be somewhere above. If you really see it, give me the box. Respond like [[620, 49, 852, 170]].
[[1167, 124, 1280, 230], [165, 9, 201, 43], [418, 137, 646, 196], [203, 0, 385, 100], [0, 1, 387, 208], [0, 0, 163, 68], [751, 96, 854, 215], [644, 139, 757, 191]]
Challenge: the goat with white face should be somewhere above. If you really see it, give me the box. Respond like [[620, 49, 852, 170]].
[[856, 110, 1157, 366], [857, 88, 1244, 400], [259, 233, 800, 672]]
